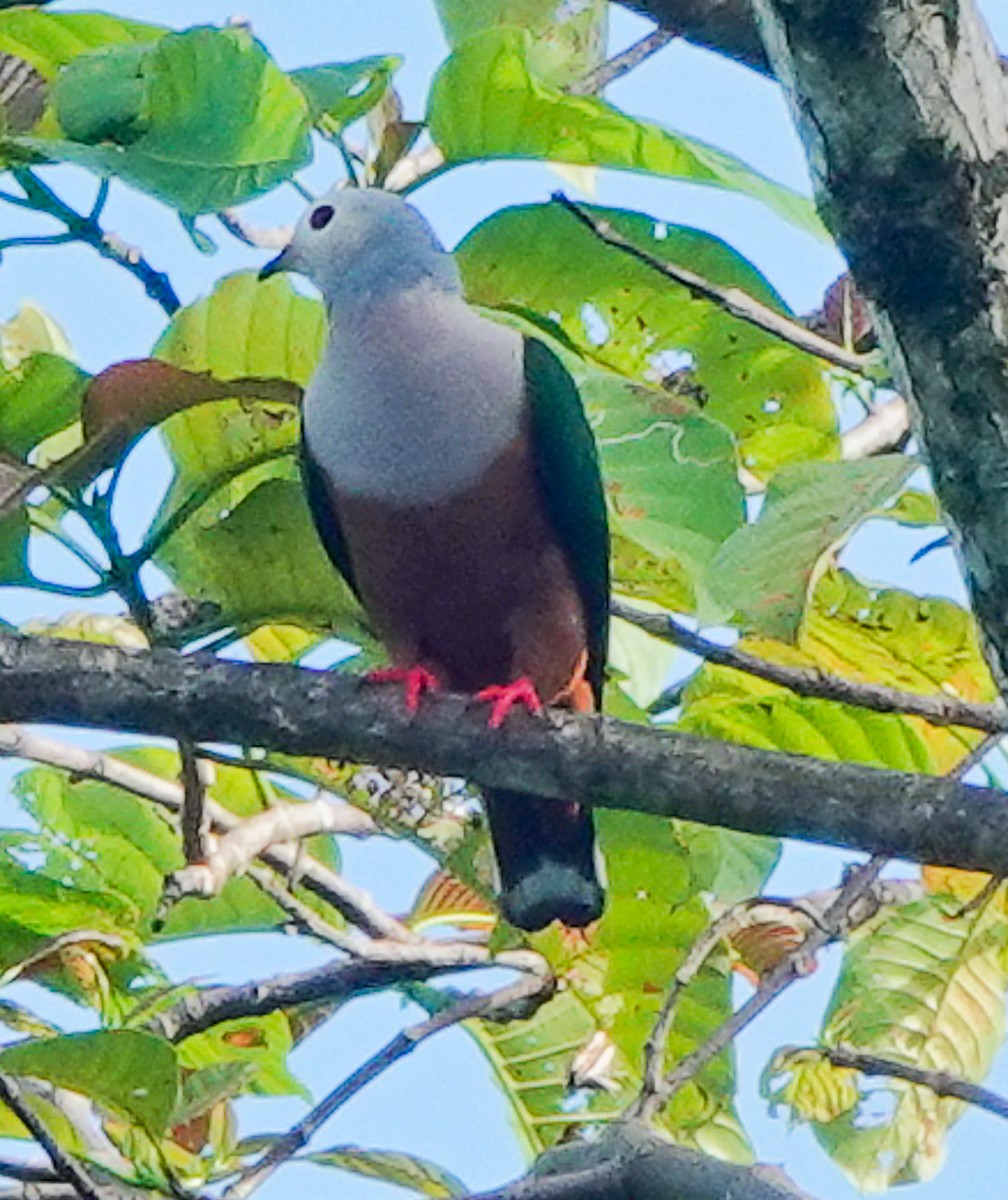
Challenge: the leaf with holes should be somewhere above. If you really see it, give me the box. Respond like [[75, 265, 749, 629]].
[[430, 31, 827, 238], [0, 1030, 179, 1132], [26, 27, 310, 214], [812, 895, 1008, 1189], [434, 0, 607, 88], [706, 456, 916, 639], [307, 1146, 467, 1199], [484, 305, 745, 615], [177, 1010, 308, 1100], [458, 203, 833, 482]]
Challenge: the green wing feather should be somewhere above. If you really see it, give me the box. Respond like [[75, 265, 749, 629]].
[[300, 442, 360, 601], [523, 336, 610, 704]]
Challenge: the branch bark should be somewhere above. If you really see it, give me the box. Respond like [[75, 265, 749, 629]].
[[746, 1, 1008, 696], [471, 1122, 817, 1200], [147, 944, 542, 1042], [3, 633, 1008, 876], [826, 1047, 1008, 1122], [612, 600, 1007, 734]]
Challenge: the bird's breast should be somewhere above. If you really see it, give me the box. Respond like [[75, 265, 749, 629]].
[[302, 287, 525, 506]]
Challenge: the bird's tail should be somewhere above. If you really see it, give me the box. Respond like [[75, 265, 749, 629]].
[[484, 790, 604, 931]]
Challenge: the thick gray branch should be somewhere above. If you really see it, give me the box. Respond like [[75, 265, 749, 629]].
[[748, 1, 1008, 695], [473, 1123, 816, 1200], [2, 633, 1008, 874]]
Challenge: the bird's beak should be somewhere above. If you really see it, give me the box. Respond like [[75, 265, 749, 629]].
[[258, 245, 295, 280]]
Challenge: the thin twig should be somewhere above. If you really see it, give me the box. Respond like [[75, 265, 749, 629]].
[[632, 855, 888, 1121], [641, 903, 765, 1096], [568, 27, 678, 95], [612, 599, 1008, 736], [224, 969, 553, 1200], [0, 1073, 113, 1200], [216, 210, 293, 250], [245, 864, 363, 952], [0, 725, 412, 942], [553, 193, 875, 376], [10, 170, 179, 315], [825, 1047, 1008, 1121]]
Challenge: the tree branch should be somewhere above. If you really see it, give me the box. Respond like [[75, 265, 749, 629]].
[[469, 1122, 818, 1200], [10, 170, 179, 316], [612, 600, 1007, 734], [568, 27, 678, 95], [825, 1047, 1008, 1122], [147, 944, 544, 1043], [167, 796, 375, 899], [616, 0, 770, 74], [633, 855, 887, 1120], [3, 634, 1008, 876], [0, 723, 409, 944], [225, 969, 553, 1200]]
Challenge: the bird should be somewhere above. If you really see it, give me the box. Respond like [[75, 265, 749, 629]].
[[259, 186, 609, 931]]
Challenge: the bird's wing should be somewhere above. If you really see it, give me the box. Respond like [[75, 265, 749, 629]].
[[523, 336, 610, 705], [300, 444, 361, 601]]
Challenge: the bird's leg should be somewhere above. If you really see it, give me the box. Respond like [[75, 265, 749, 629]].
[[475, 677, 544, 729], [365, 666, 441, 713]]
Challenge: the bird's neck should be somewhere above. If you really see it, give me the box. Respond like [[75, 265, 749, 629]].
[[303, 284, 526, 506]]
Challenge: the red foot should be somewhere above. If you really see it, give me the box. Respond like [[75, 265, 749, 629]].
[[475, 677, 544, 729], [366, 666, 441, 713]]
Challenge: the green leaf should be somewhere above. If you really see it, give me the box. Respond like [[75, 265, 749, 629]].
[[678, 569, 994, 775], [429, 30, 828, 239], [156, 477, 371, 648], [471, 283, 748, 616], [152, 273, 370, 644], [0, 310, 86, 583], [172, 1062, 256, 1126], [307, 1146, 466, 1199], [467, 806, 774, 1158], [458, 204, 833, 482], [0, 11, 162, 79], [33, 27, 311, 214], [12, 746, 344, 943], [706, 456, 916, 639], [291, 56, 401, 129], [0, 1030, 179, 1132], [881, 488, 943, 527], [813, 895, 1008, 1189], [434, 0, 606, 88], [177, 1011, 308, 1100]]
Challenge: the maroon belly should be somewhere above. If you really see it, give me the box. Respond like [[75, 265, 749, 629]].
[[331, 436, 588, 702]]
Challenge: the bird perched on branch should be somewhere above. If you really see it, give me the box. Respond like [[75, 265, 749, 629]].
[[260, 187, 609, 931]]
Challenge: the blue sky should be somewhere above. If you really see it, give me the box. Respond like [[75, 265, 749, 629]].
[[2, 2, 1008, 1198]]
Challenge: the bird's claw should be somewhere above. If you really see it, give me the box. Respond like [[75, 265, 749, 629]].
[[475, 677, 544, 729], [366, 666, 441, 713]]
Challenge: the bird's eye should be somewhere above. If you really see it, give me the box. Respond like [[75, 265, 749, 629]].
[[309, 204, 334, 230]]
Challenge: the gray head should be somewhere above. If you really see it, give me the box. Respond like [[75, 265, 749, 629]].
[[259, 186, 460, 309]]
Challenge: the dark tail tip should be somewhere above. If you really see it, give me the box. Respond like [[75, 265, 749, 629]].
[[502, 865, 604, 931], [484, 790, 604, 932]]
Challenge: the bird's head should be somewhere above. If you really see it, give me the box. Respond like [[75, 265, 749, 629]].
[[258, 186, 459, 308]]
